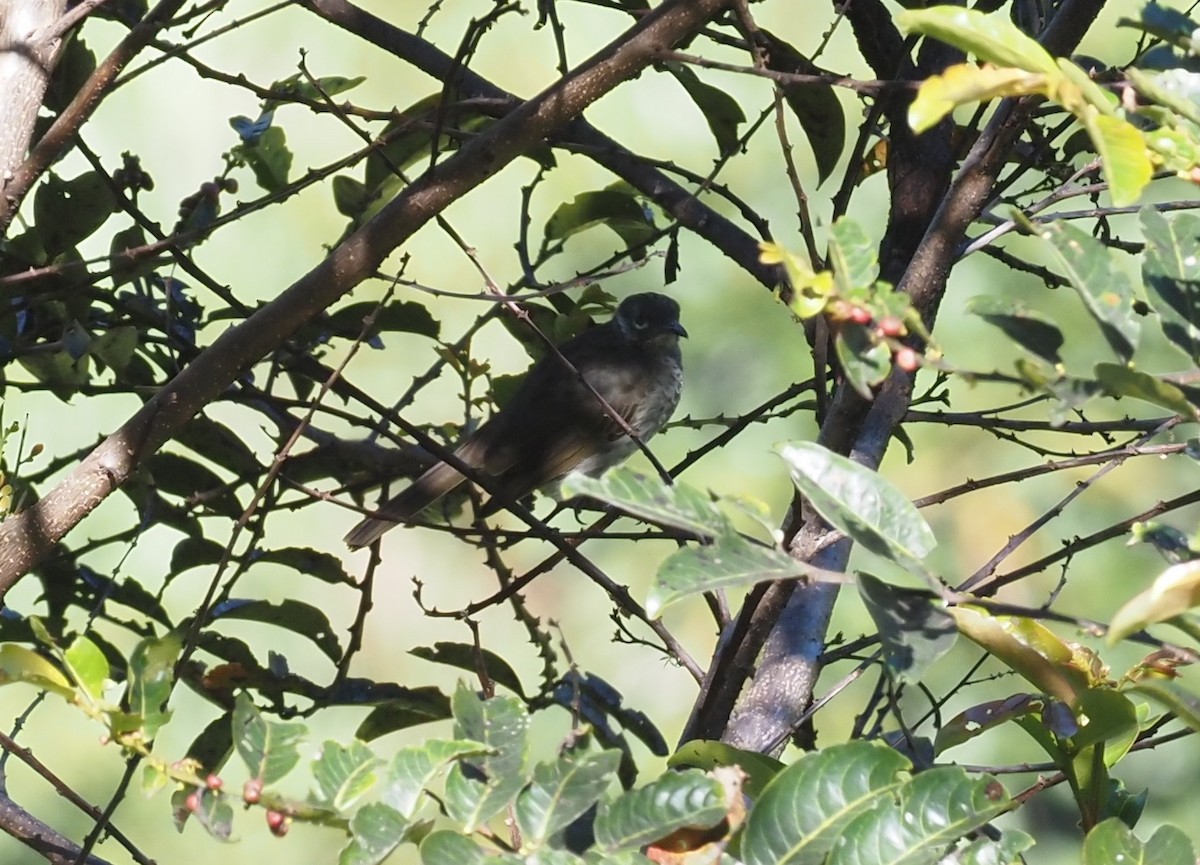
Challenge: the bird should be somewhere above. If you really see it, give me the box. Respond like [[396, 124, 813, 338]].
[[344, 292, 687, 549]]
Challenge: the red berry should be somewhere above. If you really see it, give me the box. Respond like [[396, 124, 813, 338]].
[[894, 347, 920, 372], [878, 315, 905, 338], [266, 810, 289, 837], [206, 774, 223, 791], [243, 778, 263, 804], [185, 791, 201, 812], [849, 306, 872, 325]]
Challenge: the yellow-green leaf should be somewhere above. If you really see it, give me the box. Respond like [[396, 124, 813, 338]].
[[1109, 560, 1200, 644], [898, 7, 1059, 75], [909, 63, 1048, 133], [1082, 108, 1152, 207]]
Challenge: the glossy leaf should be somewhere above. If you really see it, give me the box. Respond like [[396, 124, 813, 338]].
[[669, 740, 784, 799], [647, 527, 850, 618], [419, 831, 499, 865], [858, 574, 956, 683], [64, 635, 109, 702], [778, 441, 936, 564], [232, 692, 307, 784], [559, 466, 729, 539], [897, 7, 1059, 74], [742, 741, 909, 865], [835, 322, 892, 398], [1130, 679, 1200, 732], [1081, 108, 1152, 207], [1036, 220, 1141, 360], [827, 766, 1011, 865], [1083, 818, 1195, 865], [828, 218, 879, 294], [951, 608, 1089, 704], [1109, 560, 1200, 643], [515, 750, 621, 845], [760, 242, 835, 319], [593, 769, 726, 854], [909, 63, 1048, 133], [0, 644, 74, 698]]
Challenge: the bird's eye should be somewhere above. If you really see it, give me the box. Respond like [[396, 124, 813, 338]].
[[632, 316, 648, 330]]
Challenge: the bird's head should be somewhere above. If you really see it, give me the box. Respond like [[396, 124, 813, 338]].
[[614, 292, 688, 347]]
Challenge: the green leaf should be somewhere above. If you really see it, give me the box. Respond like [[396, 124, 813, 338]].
[[516, 750, 620, 845], [908, 63, 1048, 133], [934, 694, 1041, 756], [0, 644, 74, 698], [185, 786, 234, 841], [669, 740, 784, 799], [382, 739, 491, 818], [828, 767, 1011, 865], [91, 326, 138, 373], [340, 803, 409, 865], [858, 574, 956, 683], [232, 692, 307, 784], [1140, 207, 1200, 364], [127, 632, 182, 739], [966, 295, 1064, 364], [33, 171, 117, 256], [327, 301, 441, 342], [835, 322, 892, 398], [761, 30, 845, 184], [355, 689, 453, 741], [313, 740, 382, 812], [828, 218, 879, 293], [209, 598, 342, 662], [777, 441, 936, 565], [950, 608, 1090, 705], [648, 527, 850, 617], [1109, 560, 1200, 643], [146, 452, 243, 519], [1035, 220, 1141, 360], [333, 175, 370, 217], [443, 684, 529, 831], [419, 831, 499, 865], [410, 642, 526, 698], [559, 467, 729, 539], [664, 62, 746, 157], [265, 73, 366, 110], [170, 537, 226, 575], [956, 829, 1036, 865], [1081, 108, 1152, 207], [593, 769, 726, 854], [897, 7, 1059, 74], [544, 186, 655, 250], [1083, 818, 1196, 865], [64, 635, 109, 702], [1094, 363, 1194, 417], [1130, 679, 1200, 732], [234, 125, 293, 193], [742, 741, 909, 865]]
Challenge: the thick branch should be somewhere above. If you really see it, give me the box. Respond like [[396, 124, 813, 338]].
[[0, 0, 187, 233], [0, 0, 68, 188], [304, 0, 777, 286], [0, 0, 733, 591]]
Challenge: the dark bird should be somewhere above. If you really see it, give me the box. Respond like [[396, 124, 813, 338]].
[[344, 292, 687, 548]]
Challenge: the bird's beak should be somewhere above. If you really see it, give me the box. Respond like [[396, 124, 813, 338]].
[[668, 321, 688, 338]]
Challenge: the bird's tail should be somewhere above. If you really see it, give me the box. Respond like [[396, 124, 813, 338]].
[[343, 457, 471, 549]]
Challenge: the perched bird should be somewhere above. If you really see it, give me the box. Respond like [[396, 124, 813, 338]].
[[344, 292, 686, 549]]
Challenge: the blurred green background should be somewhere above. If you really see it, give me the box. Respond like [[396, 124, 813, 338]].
[[5, 0, 1200, 862]]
